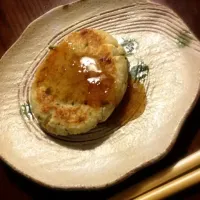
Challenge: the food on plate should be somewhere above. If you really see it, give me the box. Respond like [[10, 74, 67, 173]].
[[30, 29, 128, 135]]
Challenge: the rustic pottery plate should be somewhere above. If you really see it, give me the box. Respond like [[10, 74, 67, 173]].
[[0, 0, 200, 189]]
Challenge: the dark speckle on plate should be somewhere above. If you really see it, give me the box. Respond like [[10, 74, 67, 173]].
[[120, 38, 139, 54], [130, 61, 149, 82], [176, 31, 192, 48]]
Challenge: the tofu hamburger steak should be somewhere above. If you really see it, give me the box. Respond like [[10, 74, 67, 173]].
[[30, 29, 128, 135]]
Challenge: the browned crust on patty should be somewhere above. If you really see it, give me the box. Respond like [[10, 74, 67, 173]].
[[31, 29, 128, 135]]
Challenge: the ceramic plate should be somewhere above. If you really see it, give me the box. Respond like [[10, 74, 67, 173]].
[[0, 0, 200, 189]]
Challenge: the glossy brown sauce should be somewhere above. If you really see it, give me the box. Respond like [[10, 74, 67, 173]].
[[106, 77, 147, 126], [34, 40, 116, 108]]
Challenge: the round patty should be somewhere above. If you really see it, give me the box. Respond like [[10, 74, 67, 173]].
[[31, 29, 128, 135]]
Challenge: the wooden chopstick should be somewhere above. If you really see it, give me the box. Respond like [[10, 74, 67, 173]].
[[110, 150, 200, 200], [134, 167, 200, 200]]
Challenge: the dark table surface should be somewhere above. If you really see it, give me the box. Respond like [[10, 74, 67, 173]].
[[0, 0, 200, 199]]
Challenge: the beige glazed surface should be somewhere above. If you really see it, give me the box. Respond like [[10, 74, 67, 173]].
[[0, 0, 200, 189]]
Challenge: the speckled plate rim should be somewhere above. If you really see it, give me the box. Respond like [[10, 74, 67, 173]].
[[0, 0, 200, 190]]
